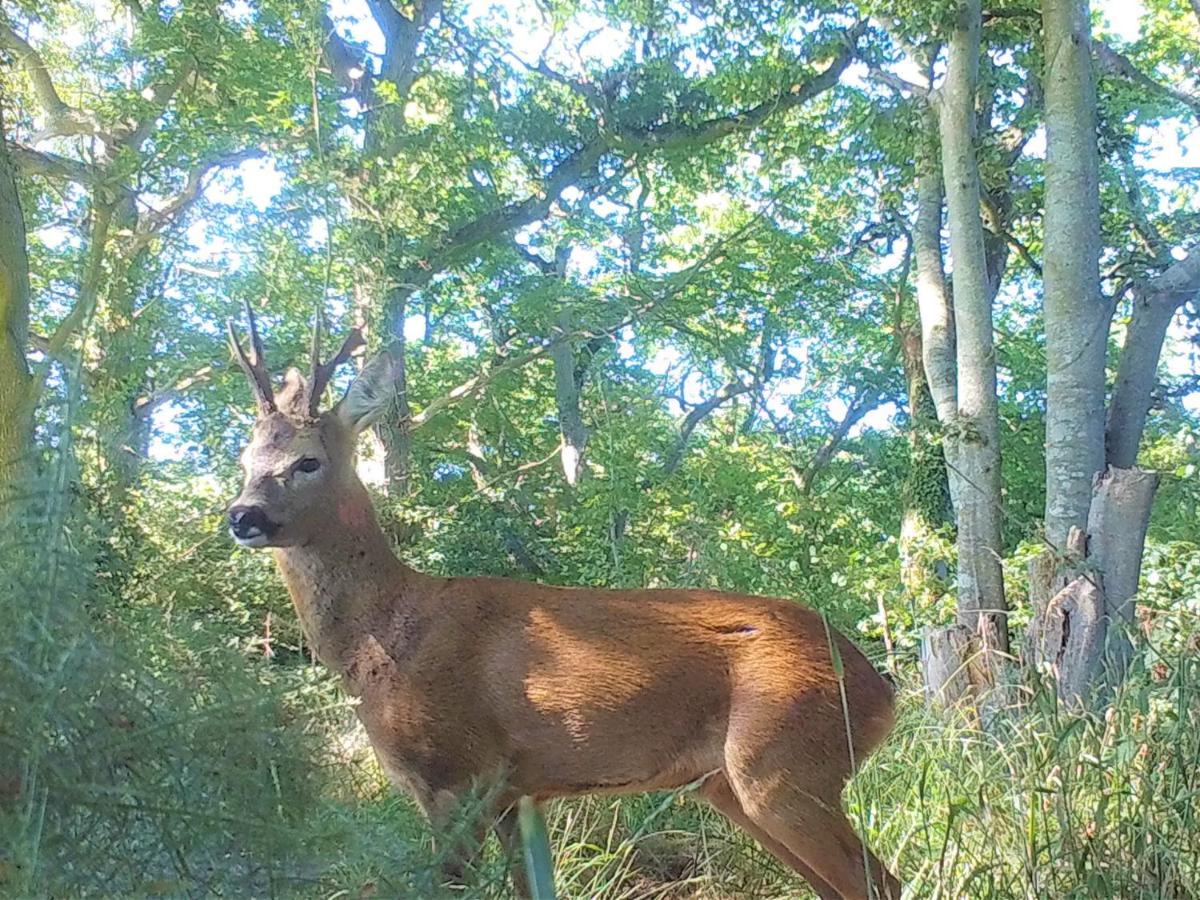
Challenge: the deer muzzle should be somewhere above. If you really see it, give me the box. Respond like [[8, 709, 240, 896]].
[[228, 504, 279, 547]]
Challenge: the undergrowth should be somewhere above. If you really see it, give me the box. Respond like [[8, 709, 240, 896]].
[[2, 435, 1198, 897]]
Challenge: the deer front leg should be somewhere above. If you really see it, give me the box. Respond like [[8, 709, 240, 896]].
[[494, 801, 534, 899], [412, 784, 490, 889], [374, 753, 484, 888]]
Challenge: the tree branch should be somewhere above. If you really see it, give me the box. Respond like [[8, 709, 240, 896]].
[[1104, 240, 1200, 468], [511, 240, 558, 274], [131, 147, 266, 246], [408, 217, 759, 430], [792, 386, 886, 494], [366, 0, 442, 124], [1000, 227, 1042, 276], [365, 0, 408, 49], [117, 57, 197, 151], [26, 204, 113, 409], [1095, 40, 1200, 119], [1146, 245, 1200, 301], [0, 21, 111, 144], [661, 378, 757, 477], [320, 12, 372, 100], [1117, 145, 1170, 262], [9, 143, 111, 189], [385, 24, 862, 330], [132, 363, 215, 419], [628, 21, 865, 153], [867, 65, 929, 97], [46, 205, 112, 359], [793, 249, 908, 495]]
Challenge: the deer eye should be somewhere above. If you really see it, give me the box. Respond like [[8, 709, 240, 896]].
[[295, 457, 321, 474]]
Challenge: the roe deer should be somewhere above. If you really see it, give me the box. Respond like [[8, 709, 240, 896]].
[[226, 305, 900, 899]]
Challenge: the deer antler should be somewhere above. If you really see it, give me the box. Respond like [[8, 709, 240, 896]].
[[227, 298, 276, 414], [306, 311, 365, 417]]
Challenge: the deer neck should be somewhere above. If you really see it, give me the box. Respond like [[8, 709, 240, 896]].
[[272, 480, 418, 675]]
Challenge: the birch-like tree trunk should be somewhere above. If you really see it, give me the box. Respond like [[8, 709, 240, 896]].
[[1041, 0, 1108, 547], [936, 0, 1008, 653]]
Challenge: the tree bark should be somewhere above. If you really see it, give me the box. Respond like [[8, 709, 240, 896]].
[[1086, 466, 1158, 671], [900, 325, 952, 613], [1042, 0, 1108, 547], [1034, 528, 1107, 707], [0, 110, 33, 495], [332, 0, 440, 497], [1032, 0, 1188, 703], [936, 0, 1009, 653], [1106, 249, 1200, 467], [382, 273, 414, 495], [913, 129, 955, 422], [1032, 468, 1158, 704], [549, 248, 589, 487], [1106, 294, 1173, 468], [912, 122, 963, 515], [551, 310, 589, 488], [921, 624, 973, 708]]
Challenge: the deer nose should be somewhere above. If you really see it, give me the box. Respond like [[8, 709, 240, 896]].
[[228, 505, 275, 542]]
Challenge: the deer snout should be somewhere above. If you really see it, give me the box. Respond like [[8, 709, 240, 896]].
[[228, 504, 277, 546]]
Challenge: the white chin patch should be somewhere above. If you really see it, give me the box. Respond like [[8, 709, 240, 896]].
[[231, 527, 270, 548]]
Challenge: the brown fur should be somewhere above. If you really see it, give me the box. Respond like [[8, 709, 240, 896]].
[[230, 384, 900, 899]]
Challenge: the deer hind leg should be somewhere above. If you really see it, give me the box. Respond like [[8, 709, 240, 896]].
[[698, 772, 841, 899], [724, 769, 901, 900]]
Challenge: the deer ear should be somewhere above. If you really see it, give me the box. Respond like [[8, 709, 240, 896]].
[[336, 351, 397, 433]]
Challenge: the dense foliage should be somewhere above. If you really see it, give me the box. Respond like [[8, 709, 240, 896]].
[[1, 0, 1198, 896]]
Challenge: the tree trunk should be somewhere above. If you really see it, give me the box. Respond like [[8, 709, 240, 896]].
[[1086, 466, 1158, 672], [344, 0, 438, 499], [937, 0, 1009, 654], [1032, 468, 1158, 704], [1042, 0, 1108, 547], [912, 122, 963, 515], [551, 306, 589, 487], [1106, 294, 1173, 468], [899, 324, 951, 615], [0, 110, 33, 495], [95, 204, 155, 519], [1032, 527, 1107, 707], [1030, 0, 1174, 705], [550, 248, 588, 487], [921, 624, 973, 708], [383, 287, 413, 496]]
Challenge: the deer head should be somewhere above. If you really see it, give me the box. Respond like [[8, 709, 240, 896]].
[[226, 300, 396, 548]]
